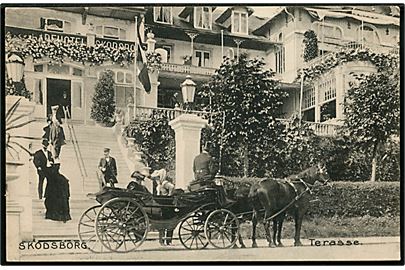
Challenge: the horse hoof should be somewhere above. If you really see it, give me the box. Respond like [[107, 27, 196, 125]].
[[294, 241, 303, 247], [277, 242, 284, 247], [252, 243, 258, 248], [268, 243, 276, 248]]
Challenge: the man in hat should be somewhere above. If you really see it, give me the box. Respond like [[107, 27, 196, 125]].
[[33, 139, 54, 199], [98, 148, 118, 187], [193, 141, 218, 184]]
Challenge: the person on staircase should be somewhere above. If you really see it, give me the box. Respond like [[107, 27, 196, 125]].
[[44, 160, 71, 222], [49, 106, 66, 161], [33, 139, 54, 200], [98, 148, 118, 187]]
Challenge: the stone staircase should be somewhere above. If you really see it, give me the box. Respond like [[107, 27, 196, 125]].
[[28, 120, 131, 240]]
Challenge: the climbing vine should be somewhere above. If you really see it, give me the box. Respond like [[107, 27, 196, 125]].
[[303, 30, 319, 62]]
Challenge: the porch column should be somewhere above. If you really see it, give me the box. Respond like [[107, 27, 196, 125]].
[[143, 69, 159, 108], [335, 67, 345, 121], [169, 114, 207, 189]]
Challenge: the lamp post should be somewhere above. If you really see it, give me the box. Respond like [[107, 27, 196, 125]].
[[6, 52, 25, 82], [180, 75, 196, 111]]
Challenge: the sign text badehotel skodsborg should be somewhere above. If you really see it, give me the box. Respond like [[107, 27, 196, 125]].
[[6, 26, 136, 51]]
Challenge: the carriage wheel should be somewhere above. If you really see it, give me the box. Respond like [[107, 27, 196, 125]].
[[95, 198, 149, 253], [78, 205, 106, 253], [204, 209, 239, 249], [179, 212, 209, 250]]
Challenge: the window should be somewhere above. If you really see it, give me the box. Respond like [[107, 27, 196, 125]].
[[358, 24, 379, 44], [111, 70, 134, 108], [34, 65, 44, 72], [161, 45, 172, 62], [195, 50, 210, 67], [319, 77, 336, 102], [47, 64, 70, 75], [315, 22, 343, 40], [194, 7, 212, 30], [298, 9, 302, 21], [95, 26, 127, 40], [386, 28, 390, 35], [303, 87, 315, 109], [72, 68, 83, 76], [154, 7, 173, 24], [40, 18, 71, 33], [275, 46, 285, 74], [232, 11, 248, 34]]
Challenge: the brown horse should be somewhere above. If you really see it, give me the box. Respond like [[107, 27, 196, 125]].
[[248, 163, 330, 248]]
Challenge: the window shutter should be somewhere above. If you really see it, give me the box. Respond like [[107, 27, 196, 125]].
[[40, 17, 46, 29]]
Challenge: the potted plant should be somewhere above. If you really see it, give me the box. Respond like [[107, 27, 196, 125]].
[[183, 55, 192, 65], [146, 51, 162, 71]]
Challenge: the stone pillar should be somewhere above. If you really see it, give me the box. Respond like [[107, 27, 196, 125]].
[[146, 32, 156, 53], [335, 66, 345, 121], [143, 69, 159, 108], [169, 114, 208, 189], [127, 104, 134, 122], [6, 96, 34, 241]]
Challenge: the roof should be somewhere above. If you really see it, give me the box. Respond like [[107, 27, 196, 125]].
[[252, 6, 400, 35]]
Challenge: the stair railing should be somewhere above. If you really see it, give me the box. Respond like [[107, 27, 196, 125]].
[[62, 107, 88, 191]]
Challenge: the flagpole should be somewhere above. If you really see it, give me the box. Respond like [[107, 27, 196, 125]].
[[221, 30, 224, 59], [133, 16, 138, 120]]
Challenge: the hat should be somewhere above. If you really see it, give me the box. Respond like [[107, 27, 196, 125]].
[[51, 105, 59, 111], [130, 171, 145, 181], [151, 169, 167, 181], [42, 139, 49, 147], [103, 147, 110, 152]]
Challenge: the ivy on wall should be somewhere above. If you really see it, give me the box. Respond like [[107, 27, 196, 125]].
[[5, 32, 135, 66], [303, 30, 319, 62], [297, 47, 399, 82]]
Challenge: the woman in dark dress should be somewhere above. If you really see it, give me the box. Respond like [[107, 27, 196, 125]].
[[44, 162, 71, 222]]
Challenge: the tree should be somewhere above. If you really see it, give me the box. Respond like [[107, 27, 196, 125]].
[[197, 54, 288, 177], [343, 70, 400, 181], [124, 111, 175, 171], [303, 30, 318, 62], [90, 70, 116, 125]]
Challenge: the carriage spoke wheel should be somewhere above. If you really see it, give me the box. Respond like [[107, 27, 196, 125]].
[[95, 198, 149, 253], [78, 205, 106, 253], [204, 209, 239, 249], [179, 212, 209, 250]]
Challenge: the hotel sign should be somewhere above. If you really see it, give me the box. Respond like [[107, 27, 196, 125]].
[[5, 26, 135, 51]]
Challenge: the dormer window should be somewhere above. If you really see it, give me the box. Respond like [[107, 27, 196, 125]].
[[232, 11, 248, 34], [194, 7, 212, 30], [40, 18, 72, 33], [154, 7, 173, 24]]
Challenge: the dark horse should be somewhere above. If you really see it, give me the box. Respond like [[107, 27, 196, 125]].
[[248, 163, 330, 248]]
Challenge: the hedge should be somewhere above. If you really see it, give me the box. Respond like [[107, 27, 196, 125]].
[[228, 178, 400, 218]]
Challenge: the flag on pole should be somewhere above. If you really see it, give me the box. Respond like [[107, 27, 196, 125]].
[[135, 19, 151, 93]]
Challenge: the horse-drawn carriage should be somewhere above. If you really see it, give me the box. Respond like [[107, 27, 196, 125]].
[[78, 163, 330, 253], [78, 183, 240, 253]]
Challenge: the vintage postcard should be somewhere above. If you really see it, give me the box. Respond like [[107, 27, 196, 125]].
[[2, 3, 402, 264]]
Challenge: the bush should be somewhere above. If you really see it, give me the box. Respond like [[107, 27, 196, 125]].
[[233, 178, 400, 218], [90, 70, 116, 125], [308, 181, 400, 218], [124, 111, 175, 171]]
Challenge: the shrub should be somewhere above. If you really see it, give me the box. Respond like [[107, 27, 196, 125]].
[[90, 70, 116, 125], [124, 111, 175, 171], [233, 178, 400, 218]]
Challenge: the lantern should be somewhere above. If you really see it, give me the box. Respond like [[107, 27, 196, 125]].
[[180, 75, 196, 106], [6, 53, 25, 82]]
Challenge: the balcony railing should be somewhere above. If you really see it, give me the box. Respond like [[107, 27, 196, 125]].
[[134, 106, 211, 122], [160, 63, 216, 76], [277, 118, 341, 137], [305, 41, 399, 69]]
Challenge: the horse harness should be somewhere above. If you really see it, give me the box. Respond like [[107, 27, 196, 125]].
[[262, 178, 313, 222]]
